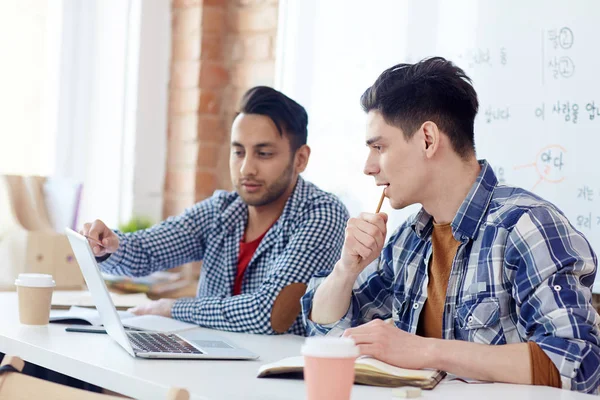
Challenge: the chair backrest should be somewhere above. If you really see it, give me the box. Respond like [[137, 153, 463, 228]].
[[0, 355, 189, 400], [0, 175, 86, 290], [24, 176, 54, 232], [0, 176, 25, 238], [2, 175, 53, 233]]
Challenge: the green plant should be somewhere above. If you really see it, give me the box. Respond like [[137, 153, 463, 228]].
[[118, 216, 153, 233]]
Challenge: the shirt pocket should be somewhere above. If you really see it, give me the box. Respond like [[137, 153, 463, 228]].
[[455, 297, 507, 345]]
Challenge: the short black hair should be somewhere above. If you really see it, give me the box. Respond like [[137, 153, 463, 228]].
[[237, 86, 308, 152], [360, 57, 479, 158]]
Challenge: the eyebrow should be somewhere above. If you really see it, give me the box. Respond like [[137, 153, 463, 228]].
[[231, 141, 276, 149], [366, 136, 383, 146]]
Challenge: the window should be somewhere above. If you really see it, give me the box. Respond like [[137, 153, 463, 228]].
[[0, 0, 56, 175], [0, 0, 170, 228]]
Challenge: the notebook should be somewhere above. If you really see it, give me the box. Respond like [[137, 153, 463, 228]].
[[50, 306, 198, 333], [257, 355, 446, 389], [102, 271, 188, 294], [51, 291, 150, 311]]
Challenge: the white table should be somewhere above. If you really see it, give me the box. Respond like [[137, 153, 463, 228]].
[[0, 293, 594, 399]]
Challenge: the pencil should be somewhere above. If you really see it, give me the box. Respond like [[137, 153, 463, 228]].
[[375, 187, 386, 213], [84, 235, 105, 248]]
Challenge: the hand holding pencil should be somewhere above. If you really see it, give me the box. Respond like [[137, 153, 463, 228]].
[[337, 187, 388, 276], [79, 219, 120, 257]]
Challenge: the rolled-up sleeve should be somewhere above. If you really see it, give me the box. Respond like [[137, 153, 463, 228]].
[[506, 206, 600, 394]]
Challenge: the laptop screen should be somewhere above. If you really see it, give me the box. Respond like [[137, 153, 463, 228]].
[[65, 228, 136, 357]]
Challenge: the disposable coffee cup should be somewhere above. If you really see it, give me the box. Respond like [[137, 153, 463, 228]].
[[15, 273, 55, 326], [301, 337, 359, 400]]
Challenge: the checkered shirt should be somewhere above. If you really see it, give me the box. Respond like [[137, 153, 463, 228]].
[[302, 160, 600, 393], [100, 176, 349, 335]]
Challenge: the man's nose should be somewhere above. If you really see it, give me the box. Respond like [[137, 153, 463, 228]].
[[363, 154, 380, 176], [240, 155, 258, 176]]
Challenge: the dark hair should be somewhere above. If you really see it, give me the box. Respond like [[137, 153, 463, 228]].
[[237, 86, 308, 152], [360, 57, 479, 158]]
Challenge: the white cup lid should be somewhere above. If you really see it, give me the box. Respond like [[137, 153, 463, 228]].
[[301, 336, 359, 358], [15, 273, 55, 288]]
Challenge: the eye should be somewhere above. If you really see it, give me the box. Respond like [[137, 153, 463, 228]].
[[232, 150, 244, 157], [258, 152, 273, 158], [372, 145, 382, 153]]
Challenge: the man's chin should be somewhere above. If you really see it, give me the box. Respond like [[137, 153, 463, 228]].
[[388, 198, 410, 210], [238, 192, 269, 207]]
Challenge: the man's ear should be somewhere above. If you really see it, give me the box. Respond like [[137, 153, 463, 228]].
[[421, 121, 440, 159], [294, 145, 311, 173]]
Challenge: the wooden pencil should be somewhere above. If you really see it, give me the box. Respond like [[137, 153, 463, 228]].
[[375, 187, 386, 213]]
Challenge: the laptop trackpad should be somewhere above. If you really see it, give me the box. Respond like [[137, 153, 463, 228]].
[[191, 340, 233, 349]]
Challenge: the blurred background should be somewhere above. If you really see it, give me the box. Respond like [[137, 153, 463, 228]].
[[1, 0, 599, 299]]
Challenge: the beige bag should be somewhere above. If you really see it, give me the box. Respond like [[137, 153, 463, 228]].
[[0, 175, 84, 290]]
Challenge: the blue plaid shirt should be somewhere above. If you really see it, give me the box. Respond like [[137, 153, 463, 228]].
[[302, 160, 600, 393], [100, 176, 349, 335]]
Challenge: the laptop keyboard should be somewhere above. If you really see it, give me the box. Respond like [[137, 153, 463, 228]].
[[127, 332, 203, 354]]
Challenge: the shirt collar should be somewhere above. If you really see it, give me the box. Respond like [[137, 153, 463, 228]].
[[412, 160, 497, 242]]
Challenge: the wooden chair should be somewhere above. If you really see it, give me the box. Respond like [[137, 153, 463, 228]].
[[0, 175, 85, 290], [0, 355, 189, 400]]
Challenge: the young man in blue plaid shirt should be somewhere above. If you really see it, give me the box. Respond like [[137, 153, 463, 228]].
[[81, 87, 349, 335], [302, 58, 600, 393]]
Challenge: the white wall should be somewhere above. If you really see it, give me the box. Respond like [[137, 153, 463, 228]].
[[276, 0, 419, 231]]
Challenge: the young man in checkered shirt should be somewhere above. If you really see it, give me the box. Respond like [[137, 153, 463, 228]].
[[81, 87, 349, 335], [302, 58, 600, 393]]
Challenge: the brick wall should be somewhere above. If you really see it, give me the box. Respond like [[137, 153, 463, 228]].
[[164, 0, 279, 218]]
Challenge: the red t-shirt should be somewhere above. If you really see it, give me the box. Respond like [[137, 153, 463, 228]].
[[232, 228, 270, 295]]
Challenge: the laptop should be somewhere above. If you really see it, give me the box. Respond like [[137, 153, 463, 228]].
[[65, 228, 259, 360]]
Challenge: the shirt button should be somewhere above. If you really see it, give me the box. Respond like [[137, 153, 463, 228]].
[[413, 303, 419, 309], [554, 285, 562, 291]]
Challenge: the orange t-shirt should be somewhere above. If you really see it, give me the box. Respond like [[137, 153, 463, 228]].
[[417, 223, 561, 387]]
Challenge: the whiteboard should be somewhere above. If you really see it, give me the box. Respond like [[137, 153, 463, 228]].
[[276, 0, 600, 292]]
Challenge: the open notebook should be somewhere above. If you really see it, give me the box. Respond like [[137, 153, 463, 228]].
[[257, 356, 445, 389], [50, 306, 198, 333], [51, 291, 150, 311]]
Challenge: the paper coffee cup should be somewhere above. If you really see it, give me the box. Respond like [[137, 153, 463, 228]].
[[15, 273, 55, 326], [302, 337, 359, 400]]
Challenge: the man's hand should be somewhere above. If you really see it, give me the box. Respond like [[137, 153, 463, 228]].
[[344, 319, 534, 385], [129, 299, 176, 318], [79, 219, 120, 257], [343, 319, 435, 370], [308, 212, 388, 325], [338, 212, 388, 278]]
